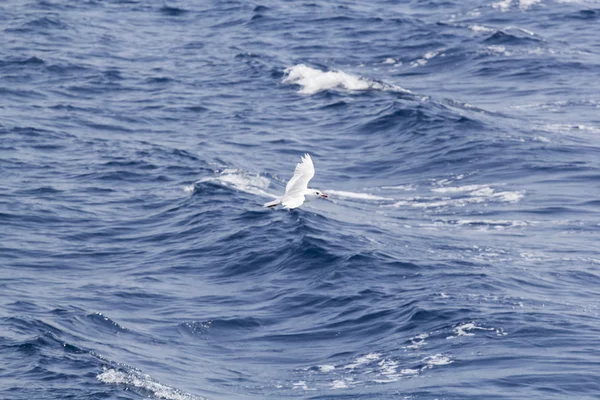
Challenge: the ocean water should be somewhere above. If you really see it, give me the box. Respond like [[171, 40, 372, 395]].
[[1, 0, 600, 399]]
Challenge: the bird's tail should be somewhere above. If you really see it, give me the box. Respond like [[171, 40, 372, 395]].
[[263, 198, 281, 208]]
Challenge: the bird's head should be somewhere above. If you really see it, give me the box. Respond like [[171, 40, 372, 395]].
[[313, 189, 328, 199]]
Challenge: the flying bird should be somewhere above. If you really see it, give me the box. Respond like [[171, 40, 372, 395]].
[[264, 153, 328, 209]]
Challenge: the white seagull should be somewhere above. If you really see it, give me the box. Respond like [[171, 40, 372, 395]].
[[264, 153, 328, 209]]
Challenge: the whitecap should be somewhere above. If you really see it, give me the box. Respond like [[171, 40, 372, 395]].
[[97, 368, 203, 400], [282, 64, 410, 95]]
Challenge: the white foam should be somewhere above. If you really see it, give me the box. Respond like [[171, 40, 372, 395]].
[[381, 185, 416, 191], [344, 353, 381, 369], [97, 368, 202, 400], [318, 364, 335, 373], [431, 184, 490, 194], [494, 191, 524, 202], [487, 45, 512, 56], [544, 124, 600, 135], [422, 354, 453, 367], [192, 169, 275, 198], [327, 190, 394, 201], [492, 0, 513, 10], [405, 333, 429, 350], [446, 322, 506, 339], [528, 47, 544, 55], [400, 368, 420, 375], [330, 380, 348, 389], [378, 359, 399, 376], [470, 25, 494, 33], [411, 51, 438, 67], [282, 64, 410, 95], [413, 185, 524, 208], [519, 0, 541, 9], [392, 190, 523, 209], [382, 58, 396, 64]]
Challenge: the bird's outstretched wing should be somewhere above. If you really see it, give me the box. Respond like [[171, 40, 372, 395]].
[[284, 154, 315, 196]]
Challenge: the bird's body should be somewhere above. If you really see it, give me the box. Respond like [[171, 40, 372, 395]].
[[264, 154, 327, 209]]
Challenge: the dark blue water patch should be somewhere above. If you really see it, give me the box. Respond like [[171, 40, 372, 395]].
[[483, 30, 541, 45], [0, 56, 45, 70], [568, 8, 600, 20], [182, 41, 205, 49], [7, 16, 70, 33], [253, 5, 270, 13], [159, 5, 189, 16]]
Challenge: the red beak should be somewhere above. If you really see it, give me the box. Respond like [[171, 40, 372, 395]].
[[321, 193, 328, 198]]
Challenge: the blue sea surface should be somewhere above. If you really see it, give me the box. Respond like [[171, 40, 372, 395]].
[[1, 0, 600, 399]]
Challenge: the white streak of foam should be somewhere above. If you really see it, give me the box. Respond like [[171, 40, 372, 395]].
[[381, 185, 416, 191], [327, 190, 394, 201], [422, 354, 453, 367], [446, 322, 504, 339], [544, 124, 600, 135], [283, 64, 410, 95], [470, 25, 494, 33], [431, 184, 490, 193], [510, 26, 535, 36], [344, 353, 381, 369], [292, 381, 315, 391], [401, 368, 420, 375], [534, 136, 550, 143], [97, 368, 202, 400]]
